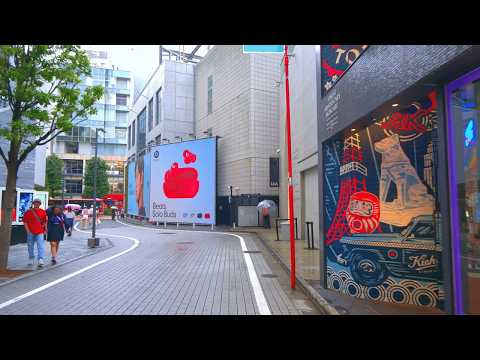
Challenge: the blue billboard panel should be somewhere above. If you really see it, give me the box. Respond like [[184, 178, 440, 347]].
[[149, 137, 216, 225], [127, 160, 138, 216], [143, 153, 151, 218]]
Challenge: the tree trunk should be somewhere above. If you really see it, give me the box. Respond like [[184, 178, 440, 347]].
[[0, 164, 18, 270]]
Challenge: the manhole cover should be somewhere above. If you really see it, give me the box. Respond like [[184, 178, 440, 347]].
[[176, 241, 193, 244], [244, 250, 262, 254], [261, 273, 278, 278]]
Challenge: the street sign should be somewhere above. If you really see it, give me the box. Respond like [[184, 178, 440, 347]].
[[243, 45, 284, 54]]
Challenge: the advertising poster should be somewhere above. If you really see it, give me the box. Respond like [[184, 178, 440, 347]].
[[321, 45, 368, 96], [18, 191, 34, 223], [149, 137, 216, 225], [127, 160, 137, 216], [323, 90, 444, 309], [143, 153, 151, 218]]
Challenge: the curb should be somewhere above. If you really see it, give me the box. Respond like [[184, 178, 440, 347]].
[[0, 237, 114, 288], [250, 232, 339, 315]]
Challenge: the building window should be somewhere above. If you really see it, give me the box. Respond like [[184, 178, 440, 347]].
[[447, 70, 480, 314], [116, 78, 128, 89], [65, 142, 79, 154], [137, 107, 147, 151], [127, 125, 131, 149], [116, 111, 127, 124], [115, 128, 127, 142], [207, 75, 213, 114], [65, 179, 83, 194], [116, 94, 128, 106], [132, 120, 136, 146], [156, 88, 162, 125], [148, 98, 154, 132], [64, 159, 83, 175]]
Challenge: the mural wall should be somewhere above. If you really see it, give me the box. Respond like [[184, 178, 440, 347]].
[[323, 90, 444, 308]]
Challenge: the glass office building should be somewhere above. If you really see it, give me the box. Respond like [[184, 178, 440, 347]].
[[52, 50, 133, 196]]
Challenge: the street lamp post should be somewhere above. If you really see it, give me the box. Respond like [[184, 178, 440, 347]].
[[88, 127, 105, 248]]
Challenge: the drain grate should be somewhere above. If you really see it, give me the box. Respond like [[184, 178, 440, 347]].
[[158, 232, 176, 235], [176, 241, 193, 244], [243, 250, 262, 254], [261, 273, 278, 278]]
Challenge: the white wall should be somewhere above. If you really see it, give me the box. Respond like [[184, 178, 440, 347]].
[[195, 45, 281, 196], [279, 45, 319, 238]]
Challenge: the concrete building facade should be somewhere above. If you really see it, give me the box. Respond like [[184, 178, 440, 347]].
[[195, 45, 281, 225], [278, 45, 320, 247], [127, 59, 196, 159]]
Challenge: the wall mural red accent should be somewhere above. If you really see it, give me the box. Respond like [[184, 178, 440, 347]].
[[163, 150, 200, 199], [346, 191, 380, 234], [323, 90, 444, 309]]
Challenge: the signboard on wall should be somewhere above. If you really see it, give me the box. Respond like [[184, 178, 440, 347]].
[[149, 137, 216, 225], [127, 154, 151, 217], [269, 157, 279, 187], [321, 45, 368, 96], [243, 45, 284, 54]]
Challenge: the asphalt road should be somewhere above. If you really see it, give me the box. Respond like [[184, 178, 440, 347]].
[[0, 220, 320, 315]]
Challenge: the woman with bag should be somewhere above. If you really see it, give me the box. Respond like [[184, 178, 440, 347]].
[[47, 206, 66, 265]]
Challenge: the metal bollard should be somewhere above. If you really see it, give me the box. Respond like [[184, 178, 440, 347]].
[[177, 222, 179, 229], [211, 224, 214, 231], [193, 223, 196, 229], [164, 221, 167, 228]]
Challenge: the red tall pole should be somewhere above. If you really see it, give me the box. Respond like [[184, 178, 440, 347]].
[[284, 45, 296, 289]]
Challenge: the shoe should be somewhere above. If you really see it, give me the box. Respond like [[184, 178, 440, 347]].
[[51, 258, 57, 265], [27, 259, 34, 266], [37, 259, 44, 268]]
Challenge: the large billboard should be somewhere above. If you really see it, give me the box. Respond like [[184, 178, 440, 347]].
[[149, 137, 216, 225], [127, 153, 151, 217]]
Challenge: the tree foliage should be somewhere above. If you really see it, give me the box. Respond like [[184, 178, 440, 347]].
[[45, 154, 64, 197], [0, 45, 103, 269], [83, 158, 110, 198]]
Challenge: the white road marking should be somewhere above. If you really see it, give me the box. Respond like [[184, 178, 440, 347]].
[[116, 220, 272, 315], [0, 224, 139, 311]]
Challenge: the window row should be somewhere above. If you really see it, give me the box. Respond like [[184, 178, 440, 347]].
[[128, 87, 162, 150]]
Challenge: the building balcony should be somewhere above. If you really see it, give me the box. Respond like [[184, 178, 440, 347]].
[[116, 88, 131, 95], [113, 70, 131, 78], [115, 105, 129, 112]]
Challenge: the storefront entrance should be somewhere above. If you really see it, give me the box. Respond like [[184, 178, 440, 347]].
[[446, 68, 480, 314]]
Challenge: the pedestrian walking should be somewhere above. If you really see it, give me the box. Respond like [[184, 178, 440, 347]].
[[81, 206, 89, 228], [64, 206, 75, 236], [47, 206, 66, 265], [111, 208, 116, 221], [23, 198, 47, 268], [262, 206, 271, 229]]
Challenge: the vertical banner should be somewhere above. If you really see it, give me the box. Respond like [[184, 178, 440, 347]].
[[321, 45, 368, 96], [269, 157, 279, 187], [18, 191, 34, 223], [149, 137, 216, 225], [127, 160, 137, 216], [143, 152, 151, 218]]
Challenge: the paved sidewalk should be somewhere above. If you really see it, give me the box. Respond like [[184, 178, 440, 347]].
[[239, 226, 445, 315], [3, 227, 113, 284]]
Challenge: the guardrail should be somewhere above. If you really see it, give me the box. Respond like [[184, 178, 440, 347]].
[[305, 221, 315, 249]]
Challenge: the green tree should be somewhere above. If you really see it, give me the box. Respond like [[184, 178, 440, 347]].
[[45, 154, 64, 197], [83, 158, 110, 199], [0, 45, 103, 269]]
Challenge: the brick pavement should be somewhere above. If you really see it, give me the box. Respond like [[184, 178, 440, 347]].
[[0, 220, 313, 315]]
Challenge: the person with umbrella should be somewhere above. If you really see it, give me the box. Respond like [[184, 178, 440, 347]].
[[257, 200, 277, 229]]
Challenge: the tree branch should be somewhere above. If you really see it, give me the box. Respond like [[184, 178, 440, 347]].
[[0, 146, 8, 165]]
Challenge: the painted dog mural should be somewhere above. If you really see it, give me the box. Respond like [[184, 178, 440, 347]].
[[323, 91, 444, 309]]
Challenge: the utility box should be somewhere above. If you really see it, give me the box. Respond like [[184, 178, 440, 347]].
[[279, 221, 291, 241], [238, 206, 258, 227]]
